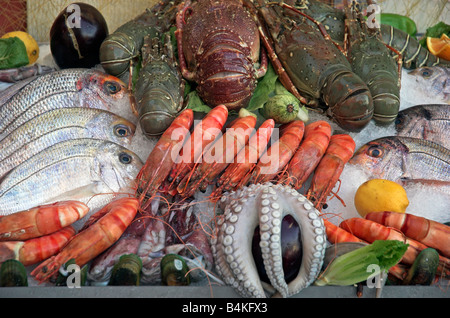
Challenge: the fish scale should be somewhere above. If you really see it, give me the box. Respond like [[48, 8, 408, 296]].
[[0, 108, 136, 178], [0, 70, 82, 132], [395, 104, 450, 149], [0, 68, 137, 138], [0, 138, 143, 215]]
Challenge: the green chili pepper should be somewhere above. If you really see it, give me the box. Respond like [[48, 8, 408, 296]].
[[381, 13, 417, 38]]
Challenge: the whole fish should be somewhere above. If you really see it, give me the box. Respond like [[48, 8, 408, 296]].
[[0, 68, 137, 139], [395, 104, 450, 149], [0, 138, 143, 215], [349, 136, 450, 184], [400, 67, 450, 109], [0, 108, 136, 178]]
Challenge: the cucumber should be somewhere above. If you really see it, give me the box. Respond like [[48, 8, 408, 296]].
[[260, 93, 308, 124], [403, 248, 439, 285]]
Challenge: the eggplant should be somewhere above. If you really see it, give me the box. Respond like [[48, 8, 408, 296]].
[[50, 2, 108, 69], [252, 215, 302, 284]]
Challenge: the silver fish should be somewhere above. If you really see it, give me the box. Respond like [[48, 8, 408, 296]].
[[0, 68, 137, 139], [401, 67, 450, 109], [395, 104, 450, 149], [0, 138, 143, 215], [349, 136, 450, 184], [0, 108, 136, 178]]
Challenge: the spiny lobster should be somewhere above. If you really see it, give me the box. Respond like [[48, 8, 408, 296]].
[[175, 0, 268, 111]]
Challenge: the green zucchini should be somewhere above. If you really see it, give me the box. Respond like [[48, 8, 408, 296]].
[[160, 254, 191, 286], [109, 254, 143, 286], [0, 259, 28, 287], [403, 248, 439, 285]]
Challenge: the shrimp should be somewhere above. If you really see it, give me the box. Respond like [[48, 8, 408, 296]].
[[0, 201, 88, 241], [31, 197, 139, 282], [0, 226, 75, 266]]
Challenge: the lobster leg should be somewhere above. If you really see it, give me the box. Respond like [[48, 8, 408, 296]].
[[247, 0, 310, 106], [274, 1, 346, 54], [175, 0, 196, 81]]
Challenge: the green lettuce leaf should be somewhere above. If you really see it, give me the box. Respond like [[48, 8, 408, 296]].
[[246, 62, 278, 111], [314, 240, 408, 286], [0, 37, 29, 70], [419, 21, 450, 48]]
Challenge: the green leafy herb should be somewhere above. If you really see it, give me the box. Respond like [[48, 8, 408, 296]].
[[246, 62, 279, 111], [314, 240, 408, 286], [419, 21, 450, 48], [0, 37, 29, 70], [381, 13, 417, 37], [186, 90, 212, 113]]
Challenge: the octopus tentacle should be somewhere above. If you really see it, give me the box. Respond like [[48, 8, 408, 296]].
[[212, 183, 326, 298]]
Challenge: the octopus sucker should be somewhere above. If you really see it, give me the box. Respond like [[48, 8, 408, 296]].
[[212, 183, 327, 298]]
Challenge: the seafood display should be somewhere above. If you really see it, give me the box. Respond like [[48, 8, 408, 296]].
[[0, 0, 449, 299]]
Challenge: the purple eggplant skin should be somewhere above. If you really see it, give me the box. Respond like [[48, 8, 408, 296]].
[[50, 2, 109, 69], [252, 215, 303, 284]]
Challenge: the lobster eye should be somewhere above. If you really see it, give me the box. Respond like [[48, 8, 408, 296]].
[[119, 152, 133, 164], [114, 124, 131, 137], [367, 145, 384, 158], [105, 81, 121, 95]]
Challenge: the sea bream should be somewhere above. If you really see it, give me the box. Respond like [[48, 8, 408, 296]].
[[0, 108, 136, 178], [400, 66, 450, 109], [349, 136, 450, 185], [0, 68, 137, 139], [0, 138, 143, 215], [395, 104, 450, 149]]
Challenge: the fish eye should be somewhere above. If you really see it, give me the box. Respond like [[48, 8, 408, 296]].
[[367, 145, 384, 158], [394, 115, 403, 126], [114, 124, 131, 137], [421, 68, 432, 77], [119, 152, 133, 164], [105, 81, 121, 95]]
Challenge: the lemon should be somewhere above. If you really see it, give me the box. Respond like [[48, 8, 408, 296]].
[[1, 31, 39, 65], [354, 179, 409, 217]]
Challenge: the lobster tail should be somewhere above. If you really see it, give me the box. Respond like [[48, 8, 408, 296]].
[[370, 78, 401, 124], [196, 45, 257, 110], [322, 71, 374, 132]]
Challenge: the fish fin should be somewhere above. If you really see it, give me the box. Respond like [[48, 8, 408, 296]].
[[44, 183, 105, 203]]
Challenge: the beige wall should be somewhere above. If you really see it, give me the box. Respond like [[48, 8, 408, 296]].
[[27, 0, 450, 43], [27, 0, 160, 43]]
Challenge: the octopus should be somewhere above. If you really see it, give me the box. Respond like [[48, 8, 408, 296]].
[[211, 182, 327, 298]]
